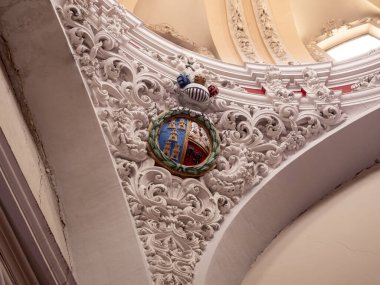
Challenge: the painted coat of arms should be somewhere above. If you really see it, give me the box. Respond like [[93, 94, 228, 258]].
[[148, 69, 220, 177]]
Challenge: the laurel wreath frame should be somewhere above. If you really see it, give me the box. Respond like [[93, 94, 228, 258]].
[[148, 108, 220, 177]]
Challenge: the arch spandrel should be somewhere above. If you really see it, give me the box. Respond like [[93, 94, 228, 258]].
[[2, 0, 379, 283], [55, 0, 380, 283], [194, 105, 380, 285]]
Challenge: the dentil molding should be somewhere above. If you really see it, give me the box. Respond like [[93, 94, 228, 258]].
[[58, 0, 346, 283]]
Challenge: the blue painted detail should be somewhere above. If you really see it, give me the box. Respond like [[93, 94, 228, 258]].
[[158, 118, 188, 163], [177, 73, 191, 88]]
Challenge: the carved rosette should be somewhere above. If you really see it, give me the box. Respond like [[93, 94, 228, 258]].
[[57, 0, 347, 284]]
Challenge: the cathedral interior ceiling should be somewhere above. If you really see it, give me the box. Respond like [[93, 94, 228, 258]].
[[121, 0, 380, 64], [0, 0, 380, 284]]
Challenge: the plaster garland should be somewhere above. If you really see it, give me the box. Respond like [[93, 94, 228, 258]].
[[251, 0, 291, 62], [58, 0, 347, 283], [226, 0, 261, 62]]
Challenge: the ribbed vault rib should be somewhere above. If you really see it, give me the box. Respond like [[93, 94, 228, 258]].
[[251, 0, 292, 62], [226, 0, 261, 62]]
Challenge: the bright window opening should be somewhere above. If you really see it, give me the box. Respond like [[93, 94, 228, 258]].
[[327, 34, 380, 62]]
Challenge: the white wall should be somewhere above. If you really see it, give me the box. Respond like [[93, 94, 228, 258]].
[[0, 64, 70, 264], [242, 163, 380, 285]]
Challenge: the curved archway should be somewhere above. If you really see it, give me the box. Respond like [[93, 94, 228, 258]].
[[3, 0, 380, 284], [242, 162, 380, 285], [194, 105, 380, 285]]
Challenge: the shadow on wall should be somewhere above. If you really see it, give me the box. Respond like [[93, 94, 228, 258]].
[[242, 162, 380, 285]]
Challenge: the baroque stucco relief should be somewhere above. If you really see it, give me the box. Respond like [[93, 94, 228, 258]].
[[251, 0, 291, 62], [58, 0, 346, 283], [226, 0, 261, 62]]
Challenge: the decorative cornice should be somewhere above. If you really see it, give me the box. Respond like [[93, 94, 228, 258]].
[[137, 49, 247, 93], [58, 0, 346, 284], [301, 67, 342, 103], [79, 1, 380, 97], [263, 66, 299, 103], [226, 0, 261, 62], [251, 0, 291, 62], [351, 70, 380, 91], [71, 0, 380, 100]]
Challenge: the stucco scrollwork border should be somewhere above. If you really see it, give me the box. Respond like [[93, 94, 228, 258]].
[[251, 0, 291, 62], [57, 0, 347, 283]]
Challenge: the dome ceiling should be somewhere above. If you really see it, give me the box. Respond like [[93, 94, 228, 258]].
[[116, 0, 380, 64], [120, 0, 380, 65]]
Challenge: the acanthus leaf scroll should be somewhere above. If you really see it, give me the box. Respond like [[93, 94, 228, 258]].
[[58, 0, 347, 284]]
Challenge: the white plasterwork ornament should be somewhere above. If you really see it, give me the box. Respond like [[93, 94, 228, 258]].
[[57, 0, 347, 284]]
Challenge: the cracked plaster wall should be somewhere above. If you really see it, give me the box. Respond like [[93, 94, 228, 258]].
[[242, 162, 380, 285], [0, 62, 70, 264]]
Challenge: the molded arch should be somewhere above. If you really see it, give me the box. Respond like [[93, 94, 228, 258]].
[[194, 105, 380, 285]]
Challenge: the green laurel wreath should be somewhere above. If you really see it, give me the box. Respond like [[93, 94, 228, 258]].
[[148, 108, 220, 177]]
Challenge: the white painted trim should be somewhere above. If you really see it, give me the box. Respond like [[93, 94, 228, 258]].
[[194, 105, 380, 285]]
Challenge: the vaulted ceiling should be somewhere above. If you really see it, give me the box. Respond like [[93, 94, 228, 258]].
[[120, 0, 380, 64]]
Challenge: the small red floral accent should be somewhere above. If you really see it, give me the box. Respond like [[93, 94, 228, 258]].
[[208, 84, 219, 97]]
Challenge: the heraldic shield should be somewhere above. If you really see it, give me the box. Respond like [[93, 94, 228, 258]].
[[148, 69, 220, 177], [148, 108, 220, 177]]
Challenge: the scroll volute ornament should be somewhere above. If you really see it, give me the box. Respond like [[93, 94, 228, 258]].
[[57, 0, 347, 282]]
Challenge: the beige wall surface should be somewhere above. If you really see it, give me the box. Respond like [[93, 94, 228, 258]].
[[242, 163, 380, 285], [133, 0, 217, 53], [0, 65, 70, 264], [120, 0, 380, 64], [268, 0, 314, 62]]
